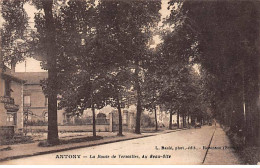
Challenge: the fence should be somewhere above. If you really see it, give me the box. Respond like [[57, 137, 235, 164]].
[[23, 111, 136, 134], [25, 125, 110, 134]]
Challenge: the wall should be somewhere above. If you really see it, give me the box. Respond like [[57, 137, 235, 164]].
[[110, 111, 135, 131], [0, 77, 7, 126], [24, 85, 46, 108], [24, 84, 65, 125], [0, 71, 24, 133], [26, 125, 110, 133], [11, 81, 23, 130]]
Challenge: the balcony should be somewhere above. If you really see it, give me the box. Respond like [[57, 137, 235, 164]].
[[0, 96, 14, 104], [4, 103, 19, 112], [0, 96, 19, 112]]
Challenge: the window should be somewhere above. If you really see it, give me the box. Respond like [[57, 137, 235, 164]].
[[4, 80, 11, 96], [7, 113, 16, 125], [24, 96, 31, 107]]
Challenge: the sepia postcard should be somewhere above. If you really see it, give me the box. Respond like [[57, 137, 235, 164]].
[[0, 0, 260, 165]]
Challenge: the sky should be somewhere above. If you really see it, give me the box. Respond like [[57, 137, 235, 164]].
[[16, 57, 46, 72], [15, 2, 44, 72], [16, 0, 171, 72], [1, 1, 172, 72]]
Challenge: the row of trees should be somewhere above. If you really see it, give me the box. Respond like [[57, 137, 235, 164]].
[[1, 0, 209, 145], [175, 1, 260, 146]]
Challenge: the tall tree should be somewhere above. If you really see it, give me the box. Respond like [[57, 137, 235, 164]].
[[31, 0, 71, 144], [156, 22, 200, 129], [95, 0, 161, 134], [104, 69, 132, 136], [1, 0, 29, 67], [177, 1, 260, 146], [142, 62, 161, 131], [56, 0, 107, 137], [41, 0, 59, 145], [95, 1, 130, 136]]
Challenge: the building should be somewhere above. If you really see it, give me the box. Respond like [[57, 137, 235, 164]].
[[15, 72, 65, 125], [0, 66, 25, 136]]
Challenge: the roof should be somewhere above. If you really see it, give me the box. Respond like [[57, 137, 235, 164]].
[[15, 72, 48, 85], [1, 73, 26, 83], [1, 66, 25, 83]]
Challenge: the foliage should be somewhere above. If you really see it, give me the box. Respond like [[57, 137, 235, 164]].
[[4, 0, 258, 142], [177, 1, 260, 145], [1, 0, 29, 65], [56, 0, 161, 135]]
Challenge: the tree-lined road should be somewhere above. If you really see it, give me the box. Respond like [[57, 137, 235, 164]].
[[2, 125, 236, 165]]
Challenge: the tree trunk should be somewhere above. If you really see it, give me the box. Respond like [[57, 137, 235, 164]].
[[134, 62, 142, 134], [169, 111, 172, 129], [244, 34, 259, 146], [92, 104, 96, 137], [191, 115, 195, 125], [116, 95, 123, 136], [257, 2, 260, 147], [182, 113, 185, 128], [42, 0, 59, 145], [253, 1, 260, 147], [177, 111, 180, 128], [154, 106, 158, 131], [187, 114, 190, 126]]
